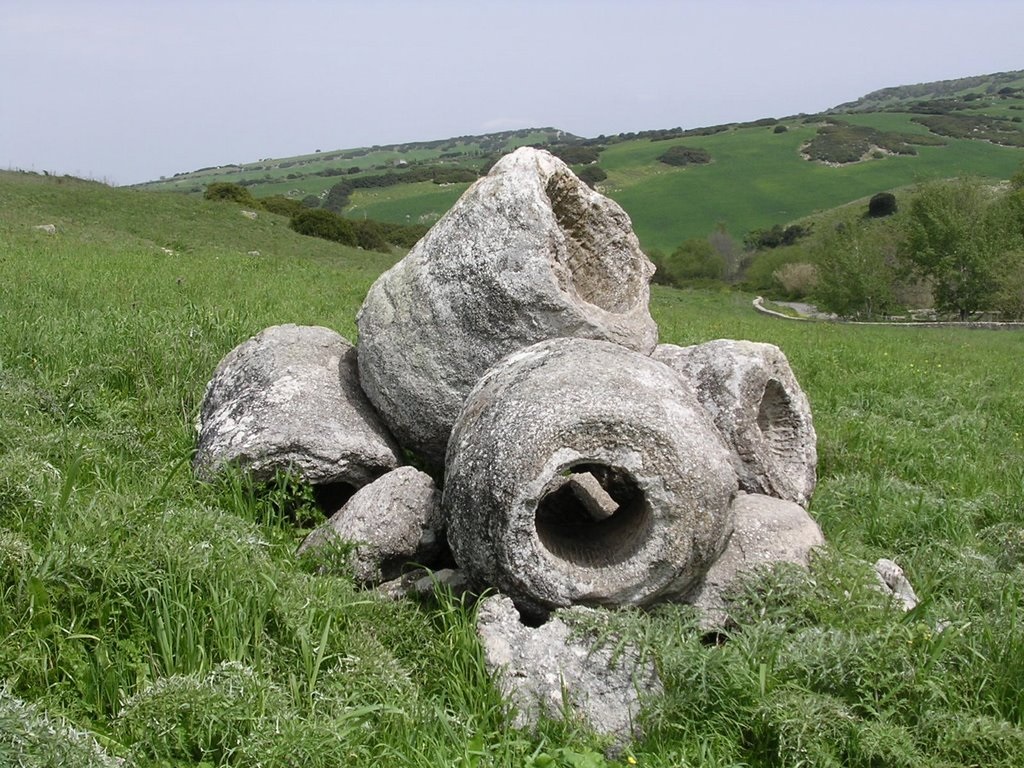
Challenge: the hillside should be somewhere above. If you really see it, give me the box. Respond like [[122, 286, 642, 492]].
[[134, 71, 1024, 254], [3, 169, 1024, 766]]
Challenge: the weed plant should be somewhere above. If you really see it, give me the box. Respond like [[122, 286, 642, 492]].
[[2, 171, 1023, 765]]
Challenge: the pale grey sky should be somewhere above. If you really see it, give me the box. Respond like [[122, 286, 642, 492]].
[[2, 0, 1021, 185]]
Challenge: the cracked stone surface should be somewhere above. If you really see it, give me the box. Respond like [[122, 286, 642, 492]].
[[356, 147, 658, 468], [687, 492, 825, 628], [297, 466, 443, 586], [653, 339, 817, 506], [444, 337, 737, 615], [193, 324, 402, 488], [476, 594, 661, 744]]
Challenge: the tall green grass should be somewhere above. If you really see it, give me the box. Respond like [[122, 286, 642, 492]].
[[2, 172, 1023, 766]]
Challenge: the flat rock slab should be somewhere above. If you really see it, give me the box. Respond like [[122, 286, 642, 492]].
[[654, 339, 817, 506], [357, 147, 658, 467], [297, 466, 443, 585], [476, 594, 661, 744], [193, 324, 402, 489], [687, 492, 825, 629], [444, 337, 737, 615]]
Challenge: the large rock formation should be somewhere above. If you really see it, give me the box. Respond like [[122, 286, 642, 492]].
[[356, 147, 658, 467], [444, 337, 738, 617], [653, 340, 817, 506], [193, 324, 402, 495]]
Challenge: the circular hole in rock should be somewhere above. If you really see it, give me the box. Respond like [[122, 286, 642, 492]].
[[535, 463, 652, 568]]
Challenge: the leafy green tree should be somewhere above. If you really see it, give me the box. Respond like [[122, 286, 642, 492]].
[[289, 209, 356, 246], [203, 182, 256, 206], [814, 222, 899, 319], [900, 178, 999, 320], [656, 238, 726, 285]]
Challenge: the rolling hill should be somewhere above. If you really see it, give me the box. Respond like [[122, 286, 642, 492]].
[[134, 71, 1024, 254]]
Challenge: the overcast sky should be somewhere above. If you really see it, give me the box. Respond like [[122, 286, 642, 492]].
[[3, 0, 1022, 186]]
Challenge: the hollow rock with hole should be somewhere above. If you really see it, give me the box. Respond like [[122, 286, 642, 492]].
[[296, 466, 443, 586], [476, 594, 661, 744], [653, 339, 817, 506], [444, 337, 738, 615], [193, 324, 403, 493], [356, 147, 658, 468], [685, 492, 825, 629]]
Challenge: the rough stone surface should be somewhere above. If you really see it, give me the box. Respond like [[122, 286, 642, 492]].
[[193, 324, 402, 490], [377, 567, 470, 601], [444, 337, 738, 614], [687, 492, 825, 629], [873, 558, 919, 611], [297, 466, 442, 585], [476, 594, 660, 743], [356, 147, 659, 467], [653, 339, 817, 506]]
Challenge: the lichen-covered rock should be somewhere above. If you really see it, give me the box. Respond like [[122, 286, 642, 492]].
[[297, 466, 442, 585], [193, 324, 402, 491], [476, 594, 660, 744], [686, 492, 825, 628], [356, 147, 658, 467], [444, 337, 738, 615], [653, 339, 817, 506], [873, 558, 919, 611]]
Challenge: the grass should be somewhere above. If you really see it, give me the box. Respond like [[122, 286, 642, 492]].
[[2, 171, 1024, 766]]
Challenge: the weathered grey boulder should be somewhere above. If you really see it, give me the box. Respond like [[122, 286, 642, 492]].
[[444, 338, 738, 615], [193, 324, 402, 494], [653, 340, 817, 506], [297, 466, 442, 585], [873, 558, 919, 611], [476, 594, 661, 743], [686, 492, 825, 628], [357, 147, 658, 467]]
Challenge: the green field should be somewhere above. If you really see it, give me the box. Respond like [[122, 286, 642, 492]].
[[3, 171, 1024, 766]]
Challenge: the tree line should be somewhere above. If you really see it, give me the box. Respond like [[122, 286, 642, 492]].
[[652, 165, 1024, 321]]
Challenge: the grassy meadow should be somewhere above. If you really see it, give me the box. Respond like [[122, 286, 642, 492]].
[[2, 171, 1024, 766]]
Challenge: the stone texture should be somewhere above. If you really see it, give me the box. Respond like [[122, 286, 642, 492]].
[[377, 567, 470, 601], [193, 324, 402, 490], [476, 594, 660, 743], [873, 558, 919, 611], [444, 337, 738, 615], [297, 466, 443, 585], [356, 147, 658, 467], [687, 492, 825, 629], [653, 339, 817, 506]]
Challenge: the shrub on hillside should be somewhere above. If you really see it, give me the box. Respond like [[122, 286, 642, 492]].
[[657, 145, 711, 167], [654, 238, 727, 285], [773, 262, 819, 299], [576, 165, 607, 188], [867, 192, 898, 218], [744, 223, 812, 250], [289, 209, 357, 246], [204, 181, 256, 206], [259, 195, 304, 218]]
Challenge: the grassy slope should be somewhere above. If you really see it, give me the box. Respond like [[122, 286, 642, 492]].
[[3, 172, 1024, 766], [602, 120, 1024, 252]]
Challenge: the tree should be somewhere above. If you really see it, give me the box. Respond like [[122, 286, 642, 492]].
[[655, 239, 726, 285], [203, 181, 256, 206], [867, 192, 897, 218], [900, 178, 999, 320], [289, 208, 356, 246], [814, 221, 898, 319]]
